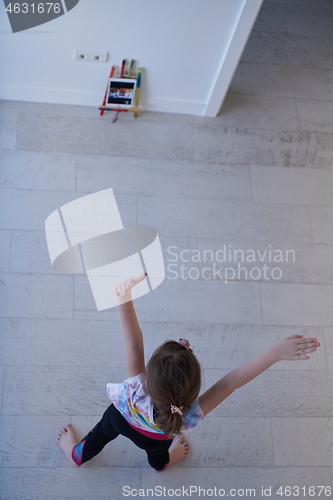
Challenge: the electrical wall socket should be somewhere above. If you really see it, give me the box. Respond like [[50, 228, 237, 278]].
[[74, 49, 109, 63]]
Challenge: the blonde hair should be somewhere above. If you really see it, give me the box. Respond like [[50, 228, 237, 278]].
[[146, 340, 201, 438]]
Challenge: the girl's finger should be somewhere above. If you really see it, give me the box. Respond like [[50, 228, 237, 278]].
[[297, 346, 316, 354], [297, 354, 310, 360], [297, 341, 319, 349], [296, 339, 318, 347], [132, 272, 147, 284]]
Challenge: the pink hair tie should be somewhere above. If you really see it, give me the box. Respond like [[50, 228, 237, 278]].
[[170, 405, 183, 416], [178, 338, 190, 350]]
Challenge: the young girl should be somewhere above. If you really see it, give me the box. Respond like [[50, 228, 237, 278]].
[[57, 272, 320, 471]]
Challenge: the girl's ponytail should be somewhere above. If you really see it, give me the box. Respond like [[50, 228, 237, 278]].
[[146, 340, 201, 438]]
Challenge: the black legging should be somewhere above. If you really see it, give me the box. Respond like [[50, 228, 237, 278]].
[[72, 404, 173, 471]]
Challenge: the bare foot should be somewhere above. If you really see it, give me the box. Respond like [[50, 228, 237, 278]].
[[165, 434, 189, 469], [56, 424, 80, 467]]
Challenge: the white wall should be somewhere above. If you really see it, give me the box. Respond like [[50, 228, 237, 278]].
[[0, 0, 262, 116]]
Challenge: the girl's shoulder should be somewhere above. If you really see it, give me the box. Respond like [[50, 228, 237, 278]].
[[123, 369, 147, 386], [123, 370, 149, 400], [180, 398, 205, 432], [106, 370, 148, 401], [185, 398, 205, 420]]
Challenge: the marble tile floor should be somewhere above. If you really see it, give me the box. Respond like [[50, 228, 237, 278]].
[[1, 0, 333, 498]]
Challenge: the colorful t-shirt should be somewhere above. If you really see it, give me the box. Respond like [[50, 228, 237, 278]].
[[106, 370, 204, 436]]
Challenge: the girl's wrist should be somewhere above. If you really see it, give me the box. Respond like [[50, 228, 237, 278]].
[[270, 343, 283, 363], [115, 291, 133, 305]]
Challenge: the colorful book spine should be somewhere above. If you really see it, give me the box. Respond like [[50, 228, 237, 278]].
[[120, 59, 127, 78], [100, 66, 116, 116], [135, 68, 142, 109], [128, 59, 135, 78]]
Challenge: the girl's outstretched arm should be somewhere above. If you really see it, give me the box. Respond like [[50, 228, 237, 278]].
[[112, 273, 147, 378], [199, 334, 320, 417]]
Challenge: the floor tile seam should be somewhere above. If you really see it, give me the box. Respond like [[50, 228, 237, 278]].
[[1, 413, 330, 418], [2, 275, 333, 286], [227, 90, 333, 105], [14, 120, 333, 139], [294, 98, 301, 131], [235, 59, 333, 73], [13, 145, 195, 162], [258, 281, 264, 324], [194, 120, 333, 135], [321, 334, 330, 371], [0, 145, 77, 156], [237, 54, 333, 68], [135, 194, 333, 209], [0, 365, 4, 415], [0, 186, 277, 200], [7, 229, 12, 272], [284, 1, 292, 35], [1, 318, 331, 328], [0, 271, 82, 282], [12, 110, 18, 151], [10, 189, 333, 205], [0, 465, 332, 471], [2, 316, 333, 328], [190, 119, 195, 162], [270, 417, 276, 467], [285, 2, 333, 15], [7, 119, 306, 136], [196, 121, 302, 133], [2, 363, 330, 372], [241, 56, 333, 71], [72, 275, 75, 320], [267, 0, 333, 7], [0, 365, 285, 371], [307, 206, 315, 245], [15, 102, 333, 132], [249, 28, 333, 41], [74, 153, 78, 192], [4, 228, 333, 247], [0, 464, 331, 468]]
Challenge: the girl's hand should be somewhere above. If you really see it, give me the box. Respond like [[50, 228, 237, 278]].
[[274, 334, 320, 361], [112, 272, 147, 298]]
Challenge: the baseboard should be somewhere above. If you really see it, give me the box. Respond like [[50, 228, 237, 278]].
[[0, 84, 206, 116]]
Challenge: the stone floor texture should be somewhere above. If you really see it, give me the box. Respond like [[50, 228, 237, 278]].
[[1, 0, 333, 498]]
